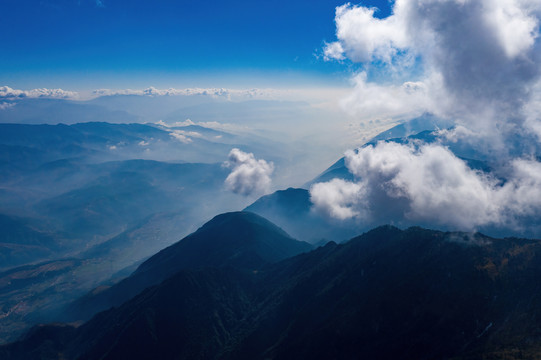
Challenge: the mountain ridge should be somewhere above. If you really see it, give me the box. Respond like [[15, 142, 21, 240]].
[[66, 211, 312, 322], [4, 224, 541, 359]]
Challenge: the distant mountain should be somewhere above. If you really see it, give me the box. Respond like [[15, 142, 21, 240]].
[[0, 140, 249, 344], [369, 113, 452, 142], [67, 211, 312, 321], [0, 98, 140, 125], [244, 188, 359, 243], [303, 157, 354, 187], [0, 214, 66, 270], [240, 117, 497, 246], [87, 93, 218, 120], [2, 157, 243, 242], [6, 225, 541, 359], [245, 123, 465, 244], [306, 114, 451, 186], [309, 127, 490, 187], [164, 100, 312, 126], [0, 122, 250, 172], [0, 120, 304, 345]]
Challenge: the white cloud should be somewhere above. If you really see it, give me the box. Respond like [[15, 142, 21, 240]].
[[323, 42, 345, 61], [310, 141, 541, 232], [223, 148, 274, 196], [324, 3, 410, 63], [310, 178, 367, 220], [0, 86, 78, 99], [92, 87, 284, 101], [326, 0, 541, 147], [172, 129, 203, 138], [156, 122, 205, 144], [0, 102, 15, 110], [172, 119, 195, 127], [169, 130, 193, 144], [340, 72, 435, 125], [483, 0, 540, 58], [311, 0, 541, 235]]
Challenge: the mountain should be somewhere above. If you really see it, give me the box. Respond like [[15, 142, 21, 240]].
[[67, 211, 312, 321], [0, 98, 139, 125], [0, 122, 251, 174], [0, 258, 85, 344], [308, 126, 490, 187], [0, 214, 68, 270], [247, 118, 496, 244], [369, 113, 452, 142], [244, 188, 359, 243], [4, 225, 541, 359], [304, 114, 450, 187]]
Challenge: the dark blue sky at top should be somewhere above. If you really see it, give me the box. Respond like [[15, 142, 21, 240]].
[[0, 0, 392, 89]]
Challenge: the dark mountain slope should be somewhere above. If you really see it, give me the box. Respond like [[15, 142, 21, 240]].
[[74, 269, 254, 360], [5, 226, 541, 359], [68, 211, 312, 321]]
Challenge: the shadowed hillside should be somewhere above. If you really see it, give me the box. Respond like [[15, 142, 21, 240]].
[[4, 225, 541, 359], [66, 211, 312, 321]]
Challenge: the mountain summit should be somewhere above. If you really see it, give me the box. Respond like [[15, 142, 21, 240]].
[[5, 225, 541, 359], [68, 211, 312, 320]]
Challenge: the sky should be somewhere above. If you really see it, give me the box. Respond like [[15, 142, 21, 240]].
[[0, 0, 392, 90], [4, 0, 541, 237]]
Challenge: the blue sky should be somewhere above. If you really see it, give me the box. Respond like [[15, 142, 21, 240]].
[[0, 0, 391, 90]]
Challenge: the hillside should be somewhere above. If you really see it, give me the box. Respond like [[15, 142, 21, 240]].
[[67, 211, 312, 321], [4, 225, 541, 359]]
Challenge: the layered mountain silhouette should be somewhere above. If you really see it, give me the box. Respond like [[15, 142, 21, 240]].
[[244, 187, 360, 243], [0, 121, 285, 343], [0, 214, 64, 270], [4, 216, 541, 359], [67, 211, 312, 321]]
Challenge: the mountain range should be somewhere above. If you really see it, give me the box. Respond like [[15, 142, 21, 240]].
[[3, 213, 541, 359], [2, 117, 541, 359]]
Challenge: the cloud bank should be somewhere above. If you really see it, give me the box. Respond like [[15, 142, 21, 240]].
[[312, 0, 541, 235], [325, 0, 541, 144], [0, 86, 79, 99], [223, 149, 274, 196], [93, 87, 282, 101], [311, 142, 541, 232]]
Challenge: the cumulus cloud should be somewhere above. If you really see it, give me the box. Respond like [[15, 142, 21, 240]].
[[311, 0, 541, 235], [169, 130, 193, 144], [325, 3, 410, 64], [0, 102, 15, 110], [223, 149, 274, 196], [323, 42, 345, 61], [154, 122, 207, 144], [310, 179, 367, 220], [310, 141, 541, 232], [340, 72, 435, 126], [0, 86, 78, 99], [325, 0, 541, 146]]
